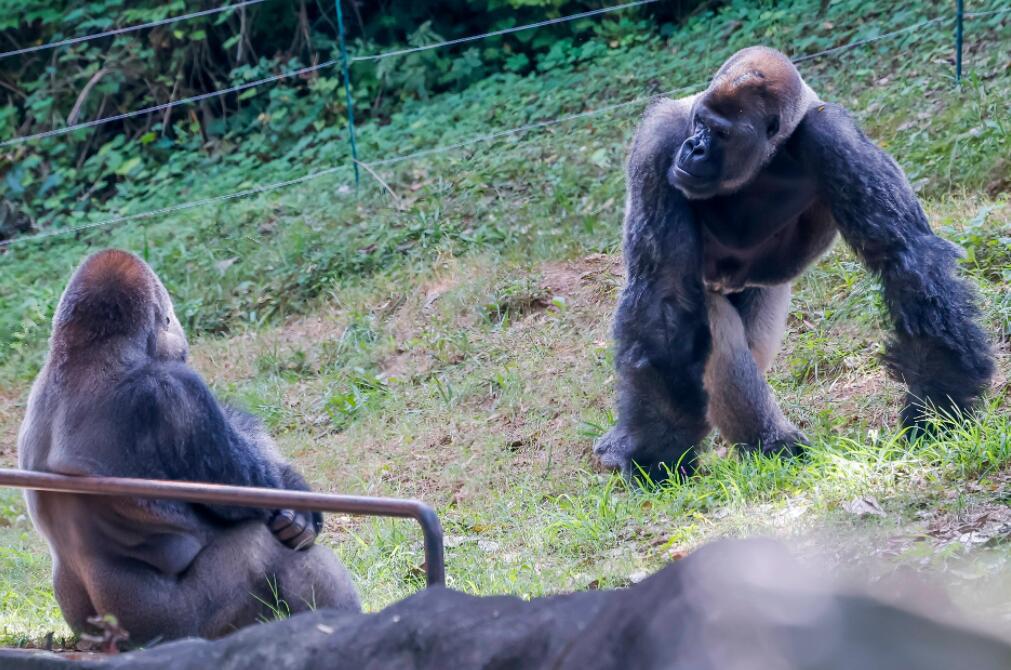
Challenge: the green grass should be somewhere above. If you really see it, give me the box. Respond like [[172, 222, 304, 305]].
[[1, 0, 1009, 647], [0, 492, 65, 645]]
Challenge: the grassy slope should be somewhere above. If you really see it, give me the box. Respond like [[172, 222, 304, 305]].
[[1, 0, 1009, 645]]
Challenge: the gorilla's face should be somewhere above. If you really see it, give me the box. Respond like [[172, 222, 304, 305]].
[[152, 278, 188, 362], [668, 97, 778, 200]]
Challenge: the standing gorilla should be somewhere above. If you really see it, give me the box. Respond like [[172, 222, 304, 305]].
[[595, 47, 994, 481], [18, 249, 359, 643]]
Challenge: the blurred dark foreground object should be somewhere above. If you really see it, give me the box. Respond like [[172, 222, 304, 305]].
[[4, 538, 1010, 670]]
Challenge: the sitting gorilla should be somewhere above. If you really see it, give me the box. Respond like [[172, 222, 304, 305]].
[[18, 249, 359, 644], [595, 46, 994, 481]]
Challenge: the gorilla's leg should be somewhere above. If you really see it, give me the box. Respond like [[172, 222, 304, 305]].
[[704, 287, 805, 456], [269, 543, 361, 618], [52, 560, 94, 634], [735, 284, 792, 373], [86, 522, 359, 643]]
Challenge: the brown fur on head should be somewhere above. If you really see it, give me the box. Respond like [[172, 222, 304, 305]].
[[705, 46, 813, 148], [52, 249, 187, 360]]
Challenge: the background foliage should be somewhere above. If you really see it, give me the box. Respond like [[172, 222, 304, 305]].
[[0, 0, 705, 240]]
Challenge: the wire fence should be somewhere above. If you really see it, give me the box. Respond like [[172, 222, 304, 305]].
[[0, 0, 269, 60], [348, 0, 661, 63], [0, 0, 659, 149], [0, 59, 339, 149], [0, 1, 1006, 249]]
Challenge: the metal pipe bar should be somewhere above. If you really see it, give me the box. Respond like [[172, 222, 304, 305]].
[[0, 468, 445, 587]]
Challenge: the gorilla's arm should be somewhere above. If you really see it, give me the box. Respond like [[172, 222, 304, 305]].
[[120, 365, 294, 525], [595, 99, 712, 480], [223, 404, 322, 544], [794, 104, 995, 430]]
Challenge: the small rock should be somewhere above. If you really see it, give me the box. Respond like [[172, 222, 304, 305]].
[[843, 496, 886, 518], [214, 257, 238, 274], [444, 535, 478, 548]]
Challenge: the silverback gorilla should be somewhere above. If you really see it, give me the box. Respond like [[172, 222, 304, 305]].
[[594, 47, 994, 481], [18, 249, 359, 643]]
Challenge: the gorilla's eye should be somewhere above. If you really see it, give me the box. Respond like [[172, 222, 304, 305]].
[[766, 116, 780, 137]]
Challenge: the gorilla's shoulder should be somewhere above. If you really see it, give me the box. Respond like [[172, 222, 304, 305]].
[[639, 93, 697, 133], [115, 360, 218, 416], [793, 101, 860, 143]]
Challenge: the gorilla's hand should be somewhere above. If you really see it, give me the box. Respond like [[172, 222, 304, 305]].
[[269, 509, 318, 550], [594, 426, 698, 484], [743, 428, 809, 459], [593, 427, 634, 473]]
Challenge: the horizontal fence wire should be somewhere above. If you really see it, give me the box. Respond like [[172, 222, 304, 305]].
[[964, 7, 1011, 18], [349, 0, 660, 62], [367, 87, 687, 168], [0, 0, 658, 149], [0, 10, 983, 249], [0, 166, 350, 247], [790, 16, 945, 63], [0, 85, 683, 248], [0, 59, 338, 149], [0, 0, 269, 61]]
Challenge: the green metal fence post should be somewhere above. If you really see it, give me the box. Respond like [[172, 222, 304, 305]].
[[955, 0, 964, 86], [335, 0, 360, 188]]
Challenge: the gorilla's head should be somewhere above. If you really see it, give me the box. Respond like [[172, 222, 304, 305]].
[[669, 47, 814, 200], [53, 248, 188, 362]]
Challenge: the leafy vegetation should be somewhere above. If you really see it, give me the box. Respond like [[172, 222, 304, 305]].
[[0, 0, 695, 241], [0, 0, 1009, 648]]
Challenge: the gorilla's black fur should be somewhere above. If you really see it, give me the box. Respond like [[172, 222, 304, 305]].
[[595, 47, 994, 481]]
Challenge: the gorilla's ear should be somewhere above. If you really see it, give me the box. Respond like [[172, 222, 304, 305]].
[[54, 249, 153, 344]]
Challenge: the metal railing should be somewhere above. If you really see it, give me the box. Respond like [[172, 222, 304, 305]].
[[0, 468, 445, 587]]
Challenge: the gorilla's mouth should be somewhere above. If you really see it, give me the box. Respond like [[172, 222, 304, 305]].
[[673, 165, 711, 184], [669, 165, 717, 196]]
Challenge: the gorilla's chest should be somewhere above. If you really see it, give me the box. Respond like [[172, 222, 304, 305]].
[[693, 156, 835, 293]]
